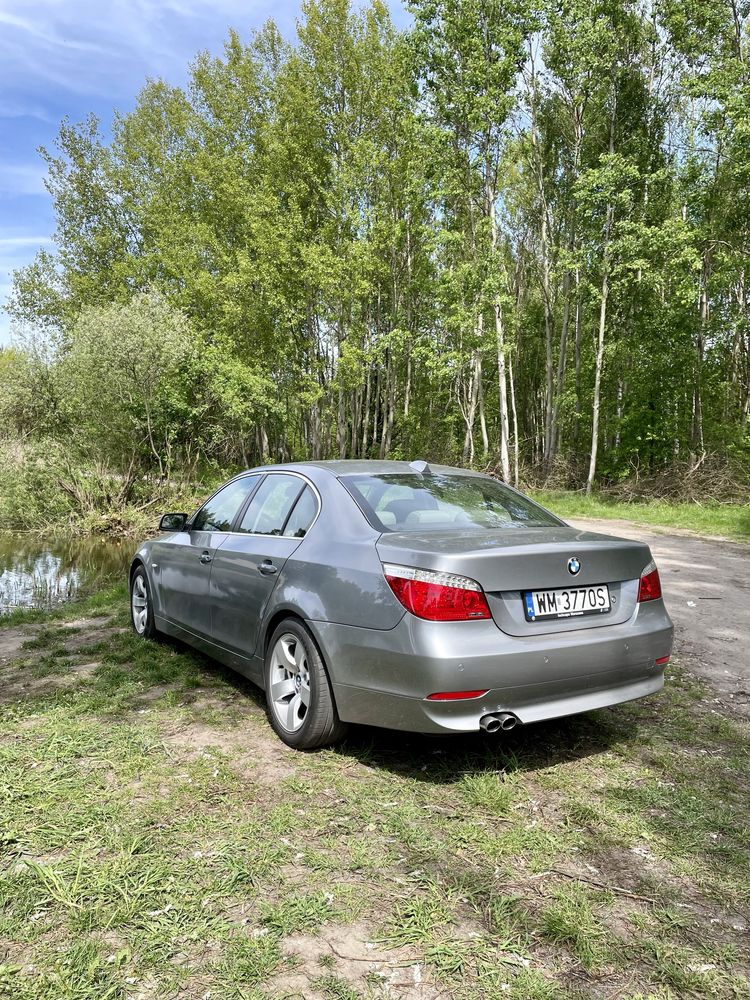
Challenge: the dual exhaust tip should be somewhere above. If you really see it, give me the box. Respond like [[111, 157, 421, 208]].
[[479, 712, 518, 733]]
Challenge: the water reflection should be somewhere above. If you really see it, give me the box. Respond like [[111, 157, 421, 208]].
[[0, 532, 133, 613]]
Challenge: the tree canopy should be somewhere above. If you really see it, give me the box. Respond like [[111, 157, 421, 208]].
[[3, 0, 749, 517]]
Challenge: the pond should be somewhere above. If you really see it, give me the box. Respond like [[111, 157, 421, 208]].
[[0, 532, 135, 614]]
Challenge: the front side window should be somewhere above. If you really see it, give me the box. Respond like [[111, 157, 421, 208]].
[[342, 474, 563, 532], [238, 474, 304, 536], [192, 476, 259, 532]]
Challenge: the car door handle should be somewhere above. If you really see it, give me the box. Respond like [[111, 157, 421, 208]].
[[200, 551, 212, 564], [258, 560, 278, 576]]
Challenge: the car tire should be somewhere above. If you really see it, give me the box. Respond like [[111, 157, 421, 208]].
[[264, 618, 348, 750], [130, 565, 159, 640]]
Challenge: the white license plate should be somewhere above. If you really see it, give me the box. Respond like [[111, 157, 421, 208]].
[[523, 585, 610, 621]]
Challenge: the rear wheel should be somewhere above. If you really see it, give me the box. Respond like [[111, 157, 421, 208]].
[[130, 566, 158, 639], [264, 619, 348, 750]]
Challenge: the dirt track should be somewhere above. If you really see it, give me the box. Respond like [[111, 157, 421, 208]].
[[569, 517, 750, 711]]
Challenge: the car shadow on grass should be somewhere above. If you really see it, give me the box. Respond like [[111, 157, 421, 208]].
[[107, 626, 630, 776], [166, 635, 629, 778], [335, 707, 629, 782]]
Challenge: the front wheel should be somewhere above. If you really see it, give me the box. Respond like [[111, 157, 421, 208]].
[[130, 565, 159, 639], [264, 619, 348, 750]]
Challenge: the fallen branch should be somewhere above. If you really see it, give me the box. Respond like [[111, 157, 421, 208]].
[[534, 867, 658, 905]]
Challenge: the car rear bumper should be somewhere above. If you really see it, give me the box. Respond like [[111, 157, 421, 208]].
[[307, 599, 673, 734]]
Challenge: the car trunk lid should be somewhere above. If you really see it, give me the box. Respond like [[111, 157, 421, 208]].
[[376, 526, 651, 636]]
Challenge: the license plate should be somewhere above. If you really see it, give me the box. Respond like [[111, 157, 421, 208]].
[[523, 585, 610, 621]]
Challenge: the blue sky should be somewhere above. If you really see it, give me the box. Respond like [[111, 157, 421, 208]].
[[0, 0, 408, 344]]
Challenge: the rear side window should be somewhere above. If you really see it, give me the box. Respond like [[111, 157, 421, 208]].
[[342, 474, 562, 532], [283, 486, 318, 538], [192, 476, 259, 532], [238, 474, 303, 536]]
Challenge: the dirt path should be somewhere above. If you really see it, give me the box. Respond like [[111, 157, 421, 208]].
[[568, 517, 750, 710]]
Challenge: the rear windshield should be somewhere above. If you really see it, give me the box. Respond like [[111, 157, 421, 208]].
[[341, 473, 563, 532]]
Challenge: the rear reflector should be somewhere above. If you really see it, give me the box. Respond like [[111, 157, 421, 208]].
[[426, 690, 489, 701], [383, 563, 491, 621], [655, 655, 670, 667], [638, 560, 662, 602]]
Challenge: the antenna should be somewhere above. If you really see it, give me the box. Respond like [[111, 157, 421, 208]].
[[409, 459, 431, 475]]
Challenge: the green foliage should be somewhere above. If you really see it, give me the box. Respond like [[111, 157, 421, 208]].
[[57, 293, 193, 476], [1, 0, 748, 527]]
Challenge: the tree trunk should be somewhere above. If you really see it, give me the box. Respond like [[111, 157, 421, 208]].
[[337, 384, 347, 459], [550, 265, 571, 466], [573, 267, 583, 449], [585, 87, 617, 495], [477, 358, 489, 458], [258, 424, 269, 464], [461, 348, 480, 465], [494, 302, 511, 481], [540, 208, 555, 468], [551, 107, 582, 466], [310, 400, 320, 460], [488, 186, 511, 481], [350, 387, 361, 458], [372, 363, 380, 450], [509, 345, 520, 487], [361, 363, 372, 458], [614, 379, 623, 452], [586, 218, 613, 495], [379, 351, 395, 459], [404, 350, 411, 419], [691, 249, 710, 464]]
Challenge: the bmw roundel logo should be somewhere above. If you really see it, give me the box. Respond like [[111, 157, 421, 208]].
[[568, 557, 581, 576]]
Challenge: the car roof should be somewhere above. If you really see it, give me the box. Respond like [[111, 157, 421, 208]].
[[244, 459, 491, 478]]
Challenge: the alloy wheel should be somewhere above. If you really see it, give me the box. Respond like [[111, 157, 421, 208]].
[[131, 574, 149, 635], [269, 633, 311, 732]]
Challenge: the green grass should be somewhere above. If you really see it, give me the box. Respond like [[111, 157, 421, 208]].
[[0, 583, 124, 629], [531, 490, 750, 541], [0, 591, 749, 999]]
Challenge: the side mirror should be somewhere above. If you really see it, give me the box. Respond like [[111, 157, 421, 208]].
[[159, 512, 188, 532]]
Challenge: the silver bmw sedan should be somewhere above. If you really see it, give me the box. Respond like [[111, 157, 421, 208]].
[[129, 461, 673, 749]]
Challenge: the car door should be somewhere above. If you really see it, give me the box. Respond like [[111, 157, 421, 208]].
[[157, 475, 260, 636], [208, 474, 320, 658]]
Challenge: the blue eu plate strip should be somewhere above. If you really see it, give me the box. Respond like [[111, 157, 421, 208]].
[[524, 592, 536, 620]]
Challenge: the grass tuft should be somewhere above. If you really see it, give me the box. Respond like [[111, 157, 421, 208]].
[[540, 883, 611, 970], [260, 891, 338, 936]]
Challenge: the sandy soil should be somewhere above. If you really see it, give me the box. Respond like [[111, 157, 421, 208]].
[[568, 518, 750, 711]]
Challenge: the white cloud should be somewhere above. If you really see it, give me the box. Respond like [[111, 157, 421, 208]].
[[0, 99, 56, 121], [0, 10, 117, 55], [0, 164, 48, 195], [0, 234, 53, 284], [0, 236, 53, 247], [0, 0, 284, 99]]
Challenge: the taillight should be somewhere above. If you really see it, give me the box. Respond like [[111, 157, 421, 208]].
[[383, 563, 491, 621], [638, 560, 662, 602]]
